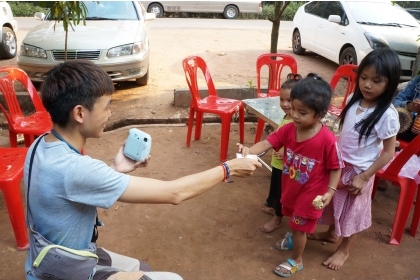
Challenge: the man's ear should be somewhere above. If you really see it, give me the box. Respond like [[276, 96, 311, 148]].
[[71, 105, 85, 124]]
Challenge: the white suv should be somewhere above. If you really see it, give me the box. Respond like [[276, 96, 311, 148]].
[[292, 1, 420, 80], [0, 2, 18, 59]]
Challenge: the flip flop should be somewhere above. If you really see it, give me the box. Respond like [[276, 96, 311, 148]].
[[274, 236, 293, 250], [273, 258, 303, 277]]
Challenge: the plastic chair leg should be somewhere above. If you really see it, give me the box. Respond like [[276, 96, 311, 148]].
[[23, 134, 34, 147], [186, 107, 195, 147], [410, 186, 420, 237], [371, 175, 380, 199], [8, 131, 18, 148], [220, 117, 232, 162], [389, 182, 417, 245], [1, 181, 29, 250], [254, 118, 265, 144], [194, 111, 204, 141], [239, 107, 245, 144]]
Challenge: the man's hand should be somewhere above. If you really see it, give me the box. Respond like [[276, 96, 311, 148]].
[[107, 271, 144, 280], [407, 99, 420, 114], [112, 143, 150, 173]]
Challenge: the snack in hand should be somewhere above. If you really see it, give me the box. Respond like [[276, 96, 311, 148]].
[[312, 195, 324, 210]]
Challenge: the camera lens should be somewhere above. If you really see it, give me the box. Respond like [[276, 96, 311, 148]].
[[144, 138, 148, 142]]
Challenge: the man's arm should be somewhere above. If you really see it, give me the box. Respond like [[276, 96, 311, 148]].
[[394, 76, 420, 108], [118, 158, 261, 204]]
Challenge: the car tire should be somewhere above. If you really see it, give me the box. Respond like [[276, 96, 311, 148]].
[[148, 3, 163, 18], [223, 5, 239, 19], [136, 67, 149, 86], [340, 47, 357, 65], [292, 29, 305, 55], [0, 27, 17, 59]]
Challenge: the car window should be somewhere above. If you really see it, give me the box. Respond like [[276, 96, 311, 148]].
[[304, 1, 326, 18], [347, 2, 419, 27], [324, 1, 345, 20], [47, 1, 139, 21]]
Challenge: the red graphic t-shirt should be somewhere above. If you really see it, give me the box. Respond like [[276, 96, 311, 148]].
[[266, 122, 344, 219]]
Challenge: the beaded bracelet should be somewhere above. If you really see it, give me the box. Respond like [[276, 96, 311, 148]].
[[221, 162, 230, 180], [219, 164, 227, 182], [328, 185, 337, 192]]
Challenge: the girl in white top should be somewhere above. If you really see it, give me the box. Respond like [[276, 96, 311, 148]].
[[308, 48, 400, 270]]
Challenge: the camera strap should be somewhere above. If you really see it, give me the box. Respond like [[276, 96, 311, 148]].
[[27, 134, 99, 243]]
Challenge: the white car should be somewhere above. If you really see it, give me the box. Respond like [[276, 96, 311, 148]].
[[17, 1, 155, 86], [292, 1, 420, 80], [0, 1, 18, 59]]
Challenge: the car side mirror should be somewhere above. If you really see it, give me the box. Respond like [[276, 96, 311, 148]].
[[145, 13, 156, 21], [34, 12, 45, 21], [328, 15, 342, 24]]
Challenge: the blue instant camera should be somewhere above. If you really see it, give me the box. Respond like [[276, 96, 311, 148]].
[[123, 128, 152, 161]]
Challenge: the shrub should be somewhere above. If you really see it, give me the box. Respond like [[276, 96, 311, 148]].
[[9, 2, 48, 17]]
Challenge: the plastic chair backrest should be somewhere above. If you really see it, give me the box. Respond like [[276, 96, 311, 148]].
[[329, 64, 358, 109], [182, 56, 217, 108], [0, 67, 46, 124], [384, 134, 420, 177], [256, 53, 298, 97]]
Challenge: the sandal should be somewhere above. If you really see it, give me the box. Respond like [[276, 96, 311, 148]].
[[274, 258, 303, 277], [274, 236, 293, 251]]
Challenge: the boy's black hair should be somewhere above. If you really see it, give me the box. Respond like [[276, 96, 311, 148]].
[[339, 48, 401, 144], [41, 60, 114, 128], [281, 73, 302, 90], [290, 73, 332, 117]]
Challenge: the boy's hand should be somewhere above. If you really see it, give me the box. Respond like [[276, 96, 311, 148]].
[[321, 191, 334, 208], [273, 150, 283, 160], [112, 143, 150, 173], [236, 143, 252, 157]]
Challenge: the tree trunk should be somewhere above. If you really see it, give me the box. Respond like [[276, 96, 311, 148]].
[[411, 45, 420, 79], [64, 22, 68, 62], [269, 1, 290, 53]]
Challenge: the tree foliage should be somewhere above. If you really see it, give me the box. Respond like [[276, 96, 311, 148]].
[[37, 1, 89, 61]]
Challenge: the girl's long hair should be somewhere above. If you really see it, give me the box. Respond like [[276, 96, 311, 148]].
[[339, 48, 401, 144]]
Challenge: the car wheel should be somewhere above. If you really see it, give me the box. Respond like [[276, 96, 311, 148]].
[[340, 47, 357, 65], [136, 67, 149, 86], [148, 3, 163, 18], [223, 5, 239, 19], [0, 27, 17, 59], [292, 29, 305, 55]]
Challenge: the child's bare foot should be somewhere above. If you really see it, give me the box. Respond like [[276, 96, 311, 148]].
[[322, 249, 349, 270], [307, 231, 339, 243], [259, 215, 282, 233], [261, 205, 275, 215]]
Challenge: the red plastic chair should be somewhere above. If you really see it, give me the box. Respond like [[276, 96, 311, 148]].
[[182, 56, 244, 162], [0, 67, 52, 147], [0, 147, 29, 250], [371, 134, 420, 245], [328, 64, 358, 118], [254, 53, 298, 144]]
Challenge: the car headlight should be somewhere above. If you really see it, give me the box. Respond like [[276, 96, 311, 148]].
[[20, 44, 47, 58], [107, 42, 146, 57], [364, 32, 389, 49]]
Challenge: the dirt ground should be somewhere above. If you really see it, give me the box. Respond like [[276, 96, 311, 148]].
[[0, 20, 419, 279]]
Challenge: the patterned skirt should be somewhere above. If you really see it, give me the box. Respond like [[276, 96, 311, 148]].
[[318, 162, 375, 237]]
